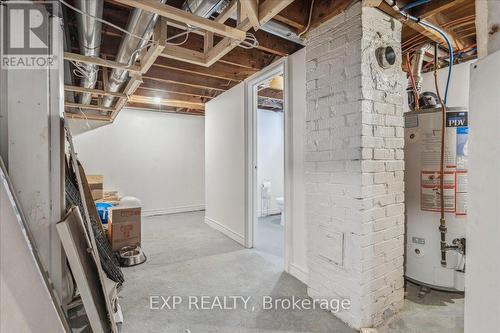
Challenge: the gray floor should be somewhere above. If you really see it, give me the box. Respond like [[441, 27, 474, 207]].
[[120, 211, 356, 333], [254, 214, 284, 265], [378, 282, 464, 333], [71, 210, 464, 333]]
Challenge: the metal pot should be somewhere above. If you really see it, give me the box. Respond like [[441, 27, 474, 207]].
[[118, 245, 147, 267]]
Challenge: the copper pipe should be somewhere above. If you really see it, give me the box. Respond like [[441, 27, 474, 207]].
[[433, 42, 448, 266]]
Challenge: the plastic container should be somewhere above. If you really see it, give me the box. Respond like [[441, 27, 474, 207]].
[[96, 202, 113, 224]]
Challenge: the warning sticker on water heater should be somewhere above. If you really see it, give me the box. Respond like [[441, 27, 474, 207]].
[[420, 171, 456, 212]]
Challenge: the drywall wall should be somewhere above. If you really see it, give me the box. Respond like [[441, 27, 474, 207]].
[[204, 83, 246, 244], [288, 48, 308, 282], [72, 108, 205, 215], [257, 109, 284, 216], [465, 51, 500, 332], [1, 172, 67, 333]]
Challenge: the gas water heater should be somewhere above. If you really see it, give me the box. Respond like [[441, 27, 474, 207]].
[[404, 107, 468, 291]]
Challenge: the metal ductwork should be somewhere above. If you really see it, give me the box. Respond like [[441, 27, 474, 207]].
[[260, 20, 304, 45], [184, 0, 305, 45], [75, 0, 103, 105], [101, 1, 167, 111], [183, 0, 227, 18]]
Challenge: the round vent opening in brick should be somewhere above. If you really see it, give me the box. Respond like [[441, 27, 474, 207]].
[[376, 46, 396, 69]]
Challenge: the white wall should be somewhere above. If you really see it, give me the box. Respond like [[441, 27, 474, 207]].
[[71, 108, 205, 216], [405, 60, 473, 110], [465, 51, 500, 332], [204, 83, 246, 245], [288, 49, 308, 282], [204, 51, 308, 282], [1, 172, 67, 333], [257, 109, 284, 216]]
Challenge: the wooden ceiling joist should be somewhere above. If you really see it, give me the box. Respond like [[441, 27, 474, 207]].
[[65, 102, 115, 113], [113, 0, 247, 41], [144, 66, 236, 91], [377, 1, 466, 50], [152, 57, 253, 82], [134, 87, 207, 104], [410, 0, 469, 20], [129, 95, 205, 110], [64, 52, 141, 74], [64, 85, 126, 98], [126, 102, 204, 116], [140, 79, 218, 99]]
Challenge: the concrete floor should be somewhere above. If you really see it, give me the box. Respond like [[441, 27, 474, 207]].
[[378, 282, 464, 333], [120, 211, 356, 333], [70, 210, 464, 332], [254, 214, 283, 265]]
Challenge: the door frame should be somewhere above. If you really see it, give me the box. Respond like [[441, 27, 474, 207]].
[[244, 57, 292, 271]]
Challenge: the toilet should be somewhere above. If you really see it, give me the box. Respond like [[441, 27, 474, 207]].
[[276, 197, 284, 226]]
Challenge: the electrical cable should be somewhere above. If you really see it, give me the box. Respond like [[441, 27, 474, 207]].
[[60, 0, 150, 43], [298, 0, 315, 38], [399, 8, 453, 105], [238, 33, 259, 49], [62, 0, 193, 47], [401, 0, 431, 12]]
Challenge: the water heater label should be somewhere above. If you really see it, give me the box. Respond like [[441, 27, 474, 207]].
[[446, 112, 468, 127], [412, 237, 425, 245], [420, 171, 456, 212]]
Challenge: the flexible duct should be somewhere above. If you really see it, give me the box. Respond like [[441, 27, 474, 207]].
[[75, 0, 103, 105], [101, 1, 167, 111], [410, 44, 432, 93]]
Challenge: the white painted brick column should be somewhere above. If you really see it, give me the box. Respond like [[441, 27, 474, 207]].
[[304, 2, 405, 329]]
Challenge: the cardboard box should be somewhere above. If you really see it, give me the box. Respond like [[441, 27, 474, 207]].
[[107, 207, 141, 251], [87, 175, 103, 201]]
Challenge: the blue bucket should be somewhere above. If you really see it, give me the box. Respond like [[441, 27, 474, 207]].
[[96, 202, 113, 224]]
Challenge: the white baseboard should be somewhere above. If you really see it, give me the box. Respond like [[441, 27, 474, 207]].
[[204, 217, 245, 246], [142, 204, 205, 217], [288, 263, 309, 285]]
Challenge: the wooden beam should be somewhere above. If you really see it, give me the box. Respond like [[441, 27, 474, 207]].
[[206, 19, 253, 67], [162, 45, 206, 66], [126, 102, 205, 116], [412, 0, 469, 20], [274, 14, 304, 31], [241, 0, 260, 31], [140, 79, 219, 99], [258, 0, 295, 25], [152, 57, 255, 82], [204, 31, 214, 53], [64, 85, 126, 98], [143, 67, 235, 92], [64, 112, 111, 121], [111, 73, 143, 121], [259, 87, 283, 100], [140, 17, 168, 73], [113, 0, 247, 41], [134, 87, 207, 104], [308, 0, 353, 32], [65, 102, 114, 113], [427, 14, 465, 50], [129, 95, 205, 110], [64, 52, 141, 74]]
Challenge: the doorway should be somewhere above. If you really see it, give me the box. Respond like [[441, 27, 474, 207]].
[[245, 59, 290, 271]]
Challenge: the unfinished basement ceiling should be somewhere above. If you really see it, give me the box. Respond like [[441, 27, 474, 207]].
[[63, 0, 477, 120]]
